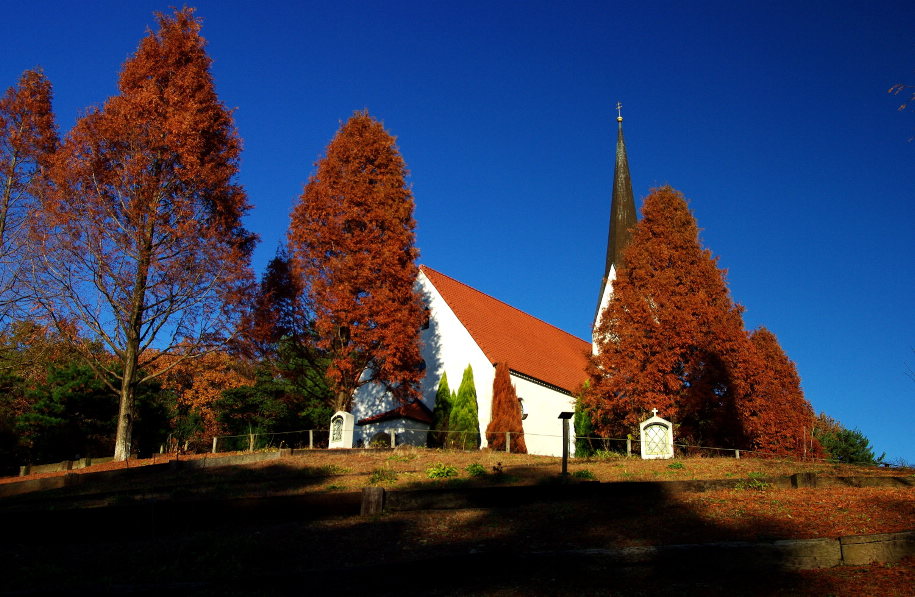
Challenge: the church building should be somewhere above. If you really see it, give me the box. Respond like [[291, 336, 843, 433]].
[[352, 110, 637, 457]]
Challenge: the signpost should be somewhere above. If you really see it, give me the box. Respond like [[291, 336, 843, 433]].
[[558, 411, 574, 476]]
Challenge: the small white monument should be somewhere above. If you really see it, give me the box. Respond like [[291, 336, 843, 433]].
[[639, 408, 674, 460], [328, 411, 354, 449]]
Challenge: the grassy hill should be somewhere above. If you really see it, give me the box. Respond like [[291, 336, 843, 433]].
[[1, 448, 912, 596]]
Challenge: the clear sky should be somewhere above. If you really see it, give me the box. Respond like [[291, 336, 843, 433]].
[[2, 1, 912, 462]]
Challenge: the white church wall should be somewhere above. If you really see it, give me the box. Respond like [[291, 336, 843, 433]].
[[592, 263, 617, 353], [351, 271, 493, 447], [415, 271, 495, 448], [511, 375, 576, 457], [351, 270, 576, 457]]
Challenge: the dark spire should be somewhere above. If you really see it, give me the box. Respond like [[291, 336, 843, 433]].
[[594, 104, 637, 330]]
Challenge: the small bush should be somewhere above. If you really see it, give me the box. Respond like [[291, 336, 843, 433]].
[[369, 468, 398, 484], [426, 462, 459, 479], [668, 461, 684, 470], [594, 450, 626, 460], [466, 463, 487, 477], [387, 452, 416, 462], [735, 477, 770, 491], [572, 469, 596, 480], [319, 464, 351, 475], [369, 432, 393, 448]]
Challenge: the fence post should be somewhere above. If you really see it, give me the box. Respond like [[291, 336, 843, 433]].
[[735, 449, 740, 459], [505, 431, 511, 454], [309, 429, 314, 449], [388, 429, 396, 448], [248, 433, 254, 453], [211, 437, 217, 454], [626, 437, 631, 456]]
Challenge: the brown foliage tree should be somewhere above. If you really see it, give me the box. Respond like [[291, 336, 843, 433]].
[[0, 69, 58, 321], [238, 248, 307, 362], [288, 111, 423, 412], [158, 350, 253, 446], [31, 9, 255, 459], [743, 327, 824, 457], [585, 186, 753, 448], [485, 362, 527, 453]]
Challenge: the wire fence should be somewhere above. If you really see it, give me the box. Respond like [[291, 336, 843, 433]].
[[212, 429, 331, 453], [209, 426, 897, 467]]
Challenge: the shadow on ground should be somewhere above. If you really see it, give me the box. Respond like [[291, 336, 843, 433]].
[[0, 463, 876, 596]]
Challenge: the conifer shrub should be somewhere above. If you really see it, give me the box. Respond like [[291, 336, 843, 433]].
[[574, 396, 598, 458], [448, 365, 480, 449], [428, 372, 452, 448]]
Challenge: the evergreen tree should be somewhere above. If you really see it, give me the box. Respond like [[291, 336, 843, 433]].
[[17, 363, 167, 462], [428, 372, 452, 448], [485, 363, 526, 453], [814, 412, 884, 464], [288, 111, 424, 412], [449, 365, 479, 449], [585, 186, 753, 449], [574, 397, 598, 457]]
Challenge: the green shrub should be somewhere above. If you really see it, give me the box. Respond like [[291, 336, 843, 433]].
[[449, 366, 480, 449], [369, 468, 398, 484], [594, 449, 626, 460], [465, 463, 487, 477], [426, 462, 459, 479], [572, 469, 596, 480], [668, 461, 684, 470], [734, 476, 770, 491]]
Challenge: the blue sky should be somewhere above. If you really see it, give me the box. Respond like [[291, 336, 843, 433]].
[[2, 1, 912, 462]]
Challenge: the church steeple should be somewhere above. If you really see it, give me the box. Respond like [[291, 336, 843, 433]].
[[593, 104, 637, 342]]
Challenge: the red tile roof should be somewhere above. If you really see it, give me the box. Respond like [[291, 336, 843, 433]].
[[420, 266, 590, 394], [357, 400, 434, 425]]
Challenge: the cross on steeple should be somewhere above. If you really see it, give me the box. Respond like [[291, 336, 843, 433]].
[[616, 101, 623, 122], [651, 408, 659, 417]]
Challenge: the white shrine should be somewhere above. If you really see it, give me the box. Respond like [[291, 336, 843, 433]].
[[639, 409, 674, 460]]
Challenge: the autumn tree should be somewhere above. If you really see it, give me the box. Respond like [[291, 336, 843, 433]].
[[30, 9, 255, 460], [449, 365, 480, 449], [0, 69, 58, 323], [742, 327, 823, 457], [158, 350, 252, 448], [485, 363, 526, 453], [288, 111, 423, 412], [585, 186, 753, 449]]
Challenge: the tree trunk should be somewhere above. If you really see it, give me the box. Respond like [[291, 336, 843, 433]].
[[113, 360, 136, 460], [113, 214, 153, 460], [334, 388, 349, 413]]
